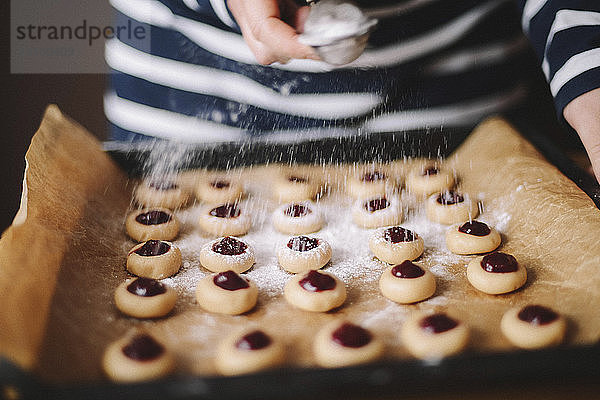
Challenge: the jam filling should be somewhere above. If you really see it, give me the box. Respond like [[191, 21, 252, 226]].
[[122, 334, 165, 361], [480, 252, 518, 273], [211, 180, 230, 189], [420, 314, 459, 334], [284, 204, 311, 218], [391, 260, 425, 279], [518, 305, 559, 326], [148, 181, 178, 191], [436, 191, 464, 205], [135, 210, 172, 225], [364, 198, 389, 212], [361, 171, 386, 182], [134, 240, 171, 257], [422, 166, 439, 176], [332, 323, 372, 348], [127, 278, 167, 297], [210, 204, 241, 218], [299, 270, 336, 292], [287, 236, 320, 252], [213, 270, 250, 291], [212, 236, 247, 256], [288, 176, 308, 184], [383, 226, 415, 243], [235, 330, 272, 351], [458, 220, 491, 236]]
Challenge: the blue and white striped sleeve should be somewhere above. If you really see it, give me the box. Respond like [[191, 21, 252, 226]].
[[181, 0, 240, 31], [519, 0, 600, 117]]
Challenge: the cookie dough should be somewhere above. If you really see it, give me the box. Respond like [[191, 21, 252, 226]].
[[466, 252, 527, 294], [379, 261, 436, 304], [347, 169, 396, 199], [369, 226, 424, 264], [405, 164, 454, 197], [446, 220, 501, 255], [199, 236, 255, 273], [195, 270, 258, 315], [127, 240, 182, 279], [273, 174, 320, 203], [401, 312, 469, 359], [352, 196, 403, 229], [426, 191, 479, 225], [198, 203, 252, 236], [277, 236, 332, 273], [215, 328, 285, 375], [501, 305, 566, 349], [134, 179, 190, 209], [114, 277, 177, 318], [314, 321, 384, 368], [284, 270, 346, 312], [272, 201, 324, 235], [126, 208, 180, 242], [102, 332, 175, 382], [195, 177, 244, 204]]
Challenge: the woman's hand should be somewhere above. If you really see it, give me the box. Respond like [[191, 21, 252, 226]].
[[564, 88, 600, 184], [227, 0, 319, 65]]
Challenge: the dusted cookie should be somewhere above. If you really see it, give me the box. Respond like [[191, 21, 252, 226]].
[[273, 174, 320, 203], [114, 277, 177, 319], [102, 332, 175, 382], [347, 169, 396, 199], [379, 261, 436, 304], [198, 203, 252, 236], [134, 179, 190, 209], [426, 191, 479, 225], [401, 312, 469, 359], [199, 236, 255, 273], [272, 201, 324, 235], [284, 270, 346, 312], [195, 177, 243, 204], [215, 329, 285, 375], [501, 305, 566, 349], [126, 208, 180, 242], [369, 226, 424, 264], [195, 270, 258, 315], [406, 165, 454, 197], [352, 196, 403, 229], [127, 240, 182, 279], [277, 236, 332, 273], [314, 321, 384, 368], [446, 220, 501, 255], [467, 252, 527, 295]]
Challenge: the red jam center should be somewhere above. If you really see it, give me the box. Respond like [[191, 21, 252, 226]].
[[436, 191, 464, 205], [364, 198, 389, 212], [383, 226, 416, 243], [210, 204, 241, 218], [458, 220, 491, 236], [288, 176, 308, 183], [331, 323, 372, 348], [285, 204, 311, 217], [422, 166, 440, 176], [211, 180, 230, 189], [518, 305, 559, 325], [148, 181, 178, 191], [122, 334, 165, 361], [420, 314, 459, 334], [134, 240, 171, 256], [361, 171, 386, 182], [299, 270, 336, 292], [235, 330, 272, 351], [287, 236, 320, 252], [212, 236, 247, 256], [213, 270, 250, 291], [126, 278, 167, 297], [480, 252, 518, 273], [391, 260, 425, 279], [135, 210, 172, 225]]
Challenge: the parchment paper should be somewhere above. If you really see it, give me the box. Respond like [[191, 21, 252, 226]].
[[0, 107, 598, 384]]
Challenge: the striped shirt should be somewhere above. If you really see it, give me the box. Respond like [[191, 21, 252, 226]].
[[105, 0, 600, 144]]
